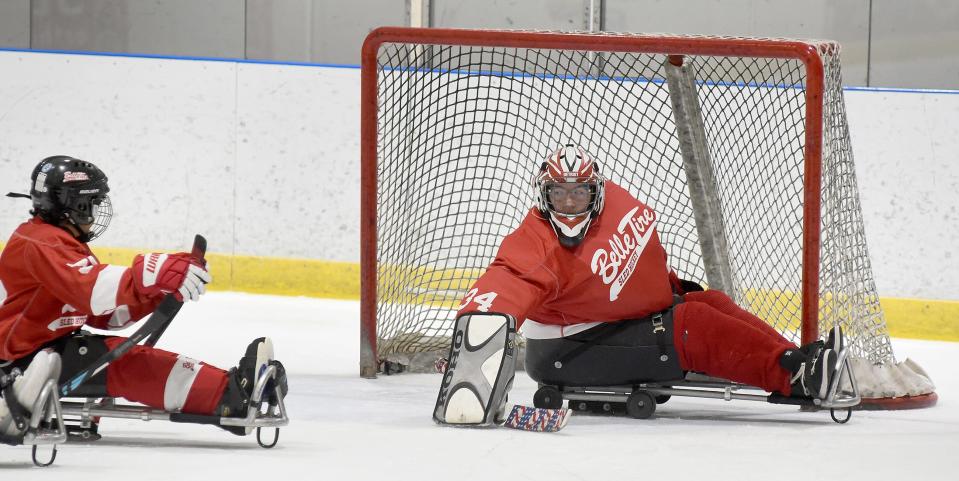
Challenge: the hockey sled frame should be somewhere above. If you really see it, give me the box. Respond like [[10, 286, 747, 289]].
[[60, 363, 289, 448], [535, 347, 861, 424], [4, 378, 69, 467]]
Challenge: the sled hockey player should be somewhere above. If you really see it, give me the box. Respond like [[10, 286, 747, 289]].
[[1, 155, 287, 443], [435, 144, 848, 426]]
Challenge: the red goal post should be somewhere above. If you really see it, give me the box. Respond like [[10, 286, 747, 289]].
[[359, 27, 936, 409]]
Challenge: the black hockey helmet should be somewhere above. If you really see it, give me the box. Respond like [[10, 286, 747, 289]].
[[27, 155, 113, 242]]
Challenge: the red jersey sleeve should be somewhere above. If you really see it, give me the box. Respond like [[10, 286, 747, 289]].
[[22, 241, 159, 328], [668, 269, 682, 294], [455, 220, 558, 329]]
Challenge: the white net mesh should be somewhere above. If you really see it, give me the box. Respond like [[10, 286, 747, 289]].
[[364, 32, 924, 401]]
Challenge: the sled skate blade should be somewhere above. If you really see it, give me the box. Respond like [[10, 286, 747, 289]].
[[816, 347, 861, 410], [20, 379, 68, 467], [218, 362, 288, 447], [219, 363, 289, 430]]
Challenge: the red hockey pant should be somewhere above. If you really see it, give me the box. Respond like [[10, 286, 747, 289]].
[[102, 337, 229, 414], [673, 290, 796, 395]]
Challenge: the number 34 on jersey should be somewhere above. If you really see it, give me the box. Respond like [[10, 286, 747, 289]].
[[457, 289, 499, 312]]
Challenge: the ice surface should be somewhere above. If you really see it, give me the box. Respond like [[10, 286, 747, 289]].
[[2, 292, 956, 479]]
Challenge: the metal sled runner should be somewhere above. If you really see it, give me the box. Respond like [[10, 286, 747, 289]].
[[1, 377, 68, 466], [532, 347, 862, 424]]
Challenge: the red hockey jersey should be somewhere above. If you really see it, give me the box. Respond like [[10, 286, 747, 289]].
[[0, 218, 161, 361], [456, 181, 681, 335]]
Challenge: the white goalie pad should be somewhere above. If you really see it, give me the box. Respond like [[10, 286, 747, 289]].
[[433, 313, 517, 426]]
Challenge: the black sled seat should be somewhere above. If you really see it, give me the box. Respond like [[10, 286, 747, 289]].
[[524, 313, 861, 423], [525, 313, 684, 387], [525, 313, 686, 419]]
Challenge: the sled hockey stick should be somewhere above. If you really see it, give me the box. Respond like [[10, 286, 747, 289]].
[[59, 235, 207, 397]]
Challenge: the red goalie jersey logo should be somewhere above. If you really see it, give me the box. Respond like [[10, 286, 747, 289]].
[[590, 205, 658, 301]]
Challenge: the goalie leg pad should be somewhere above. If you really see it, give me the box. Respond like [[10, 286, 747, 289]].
[[433, 313, 516, 426]]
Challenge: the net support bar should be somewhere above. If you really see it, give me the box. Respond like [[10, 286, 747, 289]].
[[664, 55, 736, 296]]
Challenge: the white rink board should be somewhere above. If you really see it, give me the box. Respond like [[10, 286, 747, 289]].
[[0, 51, 361, 262], [1, 293, 955, 479], [0, 51, 957, 300]]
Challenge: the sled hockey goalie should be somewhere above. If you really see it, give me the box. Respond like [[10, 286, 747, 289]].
[[434, 144, 860, 430], [1, 156, 289, 466]]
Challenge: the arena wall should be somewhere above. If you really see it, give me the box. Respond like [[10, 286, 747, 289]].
[[0, 50, 956, 340]]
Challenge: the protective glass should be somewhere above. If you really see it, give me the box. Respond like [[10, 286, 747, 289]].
[[545, 182, 595, 215]]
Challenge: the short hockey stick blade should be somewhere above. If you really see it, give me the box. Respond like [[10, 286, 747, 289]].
[[501, 405, 571, 433]]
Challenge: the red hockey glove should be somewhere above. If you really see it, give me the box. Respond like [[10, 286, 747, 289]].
[[132, 252, 212, 302]]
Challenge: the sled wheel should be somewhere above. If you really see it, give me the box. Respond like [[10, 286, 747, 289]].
[[654, 394, 671, 404], [830, 408, 852, 424], [32, 444, 57, 467], [533, 386, 563, 410], [257, 427, 280, 448], [626, 391, 657, 419]]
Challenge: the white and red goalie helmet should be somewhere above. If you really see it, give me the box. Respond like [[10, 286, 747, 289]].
[[534, 144, 606, 248]]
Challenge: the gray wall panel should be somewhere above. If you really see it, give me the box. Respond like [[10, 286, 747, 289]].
[[604, 0, 871, 86], [310, 0, 406, 64], [2, 0, 956, 88], [247, 0, 406, 64], [869, 0, 959, 89], [31, 0, 245, 57], [0, 0, 30, 48], [433, 0, 588, 30], [246, 0, 314, 62]]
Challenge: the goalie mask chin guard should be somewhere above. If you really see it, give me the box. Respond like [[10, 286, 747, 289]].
[[28, 155, 113, 242], [534, 144, 605, 248]]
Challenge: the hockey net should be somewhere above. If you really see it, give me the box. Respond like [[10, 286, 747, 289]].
[[360, 27, 935, 408]]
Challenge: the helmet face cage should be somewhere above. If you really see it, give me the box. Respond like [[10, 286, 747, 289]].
[[67, 193, 113, 242], [534, 144, 606, 246], [542, 182, 600, 217], [30, 156, 112, 242]]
